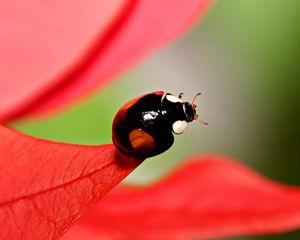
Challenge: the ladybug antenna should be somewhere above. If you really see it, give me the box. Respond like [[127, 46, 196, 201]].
[[178, 92, 184, 99], [200, 119, 208, 125], [191, 92, 202, 109], [191, 92, 208, 125]]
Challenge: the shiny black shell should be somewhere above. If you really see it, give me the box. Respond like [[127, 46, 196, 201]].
[[112, 91, 196, 159]]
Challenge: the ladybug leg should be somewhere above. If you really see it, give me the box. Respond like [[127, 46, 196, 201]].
[[161, 92, 167, 105]]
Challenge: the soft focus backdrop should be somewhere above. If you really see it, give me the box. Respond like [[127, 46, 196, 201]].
[[11, 1, 300, 239]]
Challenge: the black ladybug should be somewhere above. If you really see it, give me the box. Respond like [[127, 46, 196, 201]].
[[112, 91, 206, 159]]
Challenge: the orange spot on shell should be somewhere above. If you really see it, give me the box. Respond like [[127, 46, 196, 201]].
[[129, 129, 155, 153]]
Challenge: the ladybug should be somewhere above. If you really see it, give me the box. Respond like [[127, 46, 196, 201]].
[[112, 91, 206, 159]]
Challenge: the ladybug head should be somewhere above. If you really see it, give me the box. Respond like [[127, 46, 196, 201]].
[[183, 93, 208, 125], [183, 102, 197, 122]]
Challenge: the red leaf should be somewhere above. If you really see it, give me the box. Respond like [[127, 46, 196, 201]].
[[62, 155, 300, 240], [0, 0, 212, 121], [0, 0, 130, 121], [0, 124, 140, 240]]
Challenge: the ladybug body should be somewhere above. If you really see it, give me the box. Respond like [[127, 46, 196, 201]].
[[112, 91, 201, 159]]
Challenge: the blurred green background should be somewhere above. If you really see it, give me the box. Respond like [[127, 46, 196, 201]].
[[11, 0, 300, 239]]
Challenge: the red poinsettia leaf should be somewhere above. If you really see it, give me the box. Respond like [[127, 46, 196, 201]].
[[0, 0, 131, 121], [62, 155, 300, 240], [0, 124, 140, 240], [1, 0, 212, 121]]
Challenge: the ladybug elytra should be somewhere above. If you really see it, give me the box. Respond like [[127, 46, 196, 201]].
[[112, 91, 206, 159]]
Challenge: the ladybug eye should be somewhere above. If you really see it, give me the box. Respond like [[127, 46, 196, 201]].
[[172, 120, 188, 134], [166, 94, 183, 103]]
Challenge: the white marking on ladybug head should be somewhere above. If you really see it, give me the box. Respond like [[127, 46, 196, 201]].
[[166, 94, 183, 103], [172, 120, 188, 134]]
